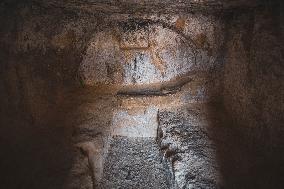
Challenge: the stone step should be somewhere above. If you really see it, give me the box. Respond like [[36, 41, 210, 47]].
[[100, 137, 171, 189]]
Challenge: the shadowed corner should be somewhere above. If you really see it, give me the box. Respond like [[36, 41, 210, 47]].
[[208, 1, 284, 188]]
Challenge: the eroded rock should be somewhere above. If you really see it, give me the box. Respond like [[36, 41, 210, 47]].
[[157, 106, 222, 188]]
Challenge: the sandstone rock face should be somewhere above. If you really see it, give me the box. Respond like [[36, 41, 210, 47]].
[[157, 106, 222, 189], [33, 0, 260, 14], [111, 106, 159, 137], [223, 2, 284, 149], [0, 1, 283, 189], [79, 15, 223, 87]]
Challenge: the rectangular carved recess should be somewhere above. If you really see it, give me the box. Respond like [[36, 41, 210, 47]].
[[119, 21, 150, 50]]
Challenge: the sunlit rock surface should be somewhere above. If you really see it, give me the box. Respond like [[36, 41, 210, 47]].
[[79, 15, 223, 86]]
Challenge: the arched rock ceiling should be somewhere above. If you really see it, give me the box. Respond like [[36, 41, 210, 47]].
[[32, 0, 259, 14]]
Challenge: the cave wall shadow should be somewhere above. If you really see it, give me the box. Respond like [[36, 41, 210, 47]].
[[0, 58, 79, 189], [206, 1, 284, 188], [0, 2, 99, 188], [205, 102, 284, 189]]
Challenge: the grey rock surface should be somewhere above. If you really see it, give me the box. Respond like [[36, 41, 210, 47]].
[[157, 105, 222, 189], [100, 137, 171, 189]]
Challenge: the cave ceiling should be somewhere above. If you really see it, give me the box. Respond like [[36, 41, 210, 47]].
[[31, 0, 260, 14]]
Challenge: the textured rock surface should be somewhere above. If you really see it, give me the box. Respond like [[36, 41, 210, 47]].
[[0, 1, 283, 189], [31, 0, 260, 14], [157, 105, 222, 189], [101, 137, 171, 189], [223, 1, 284, 149], [79, 15, 224, 88], [111, 106, 159, 137]]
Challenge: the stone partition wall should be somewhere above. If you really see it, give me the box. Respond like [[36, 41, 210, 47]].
[[223, 1, 284, 149]]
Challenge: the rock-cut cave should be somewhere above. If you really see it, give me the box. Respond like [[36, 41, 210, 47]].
[[0, 0, 283, 189]]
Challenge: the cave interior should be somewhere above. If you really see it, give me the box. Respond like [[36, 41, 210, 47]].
[[0, 0, 283, 189]]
